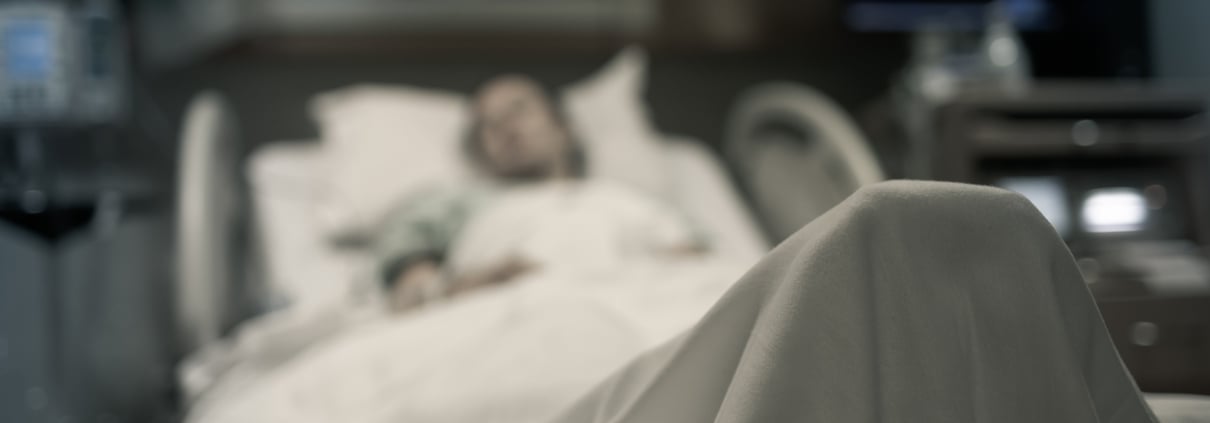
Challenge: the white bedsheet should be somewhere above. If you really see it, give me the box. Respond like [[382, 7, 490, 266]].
[[1146, 394, 1210, 423], [185, 258, 753, 423], [448, 180, 704, 277]]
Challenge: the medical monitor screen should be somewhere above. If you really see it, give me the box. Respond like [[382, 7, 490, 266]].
[[985, 158, 1195, 246], [4, 19, 52, 81], [995, 176, 1070, 236], [846, 0, 1054, 32]]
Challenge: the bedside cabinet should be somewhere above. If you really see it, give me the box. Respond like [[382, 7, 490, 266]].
[[1097, 295, 1210, 395]]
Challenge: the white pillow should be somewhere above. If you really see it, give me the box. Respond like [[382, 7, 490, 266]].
[[310, 47, 666, 240], [563, 47, 669, 197], [247, 143, 387, 309], [309, 85, 470, 240]]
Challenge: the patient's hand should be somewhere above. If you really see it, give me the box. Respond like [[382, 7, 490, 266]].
[[389, 260, 442, 312], [449, 257, 537, 295], [388, 257, 536, 312], [660, 243, 708, 258]]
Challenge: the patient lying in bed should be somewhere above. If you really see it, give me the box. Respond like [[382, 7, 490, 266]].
[[179, 75, 714, 409], [376, 76, 704, 311]]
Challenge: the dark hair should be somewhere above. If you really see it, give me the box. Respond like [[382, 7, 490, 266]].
[[462, 80, 587, 178]]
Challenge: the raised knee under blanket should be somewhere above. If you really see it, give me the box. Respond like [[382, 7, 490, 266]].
[[552, 180, 1156, 423]]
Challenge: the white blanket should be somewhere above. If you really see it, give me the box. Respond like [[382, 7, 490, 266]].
[[186, 180, 755, 423], [551, 181, 1157, 423], [185, 258, 752, 423], [448, 180, 704, 277], [187, 181, 1205, 423]]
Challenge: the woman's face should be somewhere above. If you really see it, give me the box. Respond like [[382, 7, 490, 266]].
[[472, 77, 571, 180]]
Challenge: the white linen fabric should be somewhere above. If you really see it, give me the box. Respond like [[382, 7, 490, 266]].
[[562, 47, 668, 198], [246, 143, 370, 307], [1144, 394, 1210, 423], [447, 180, 699, 278], [550, 180, 1156, 423], [660, 136, 768, 262], [189, 180, 1205, 423], [179, 301, 382, 410], [185, 258, 752, 423], [310, 85, 471, 241]]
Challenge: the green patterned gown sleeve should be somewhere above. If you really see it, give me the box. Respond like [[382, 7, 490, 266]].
[[372, 187, 485, 287]]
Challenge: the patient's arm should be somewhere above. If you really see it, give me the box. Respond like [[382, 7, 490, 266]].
[[659, 243, 709, 258], [376, 188, 483, 290], [447, 256, 537, 295], [388, 256, 537, 312]]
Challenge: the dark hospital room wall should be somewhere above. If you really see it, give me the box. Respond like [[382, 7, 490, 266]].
[[142, 48, 905, 155], [1151, 0, 1210, 79], [137, 0, 908, 159]]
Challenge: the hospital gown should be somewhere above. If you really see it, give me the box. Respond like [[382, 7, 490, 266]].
[[373, 184, 493, 286]]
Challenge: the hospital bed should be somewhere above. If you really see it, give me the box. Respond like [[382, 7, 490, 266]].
[[172, 47, 889, 352], [172, 48, 763, 404], [171, 49, 1210, 422], [169, 45, 894, 419]]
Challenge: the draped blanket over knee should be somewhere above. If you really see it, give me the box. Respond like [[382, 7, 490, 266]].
[[552, 181, 1155, 423]]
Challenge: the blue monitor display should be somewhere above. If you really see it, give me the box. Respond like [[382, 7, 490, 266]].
[[847, 0, 1053, 32], [4, 19, 52, 81]]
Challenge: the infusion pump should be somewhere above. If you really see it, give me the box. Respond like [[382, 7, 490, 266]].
[[0, 1, 124, 125]]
